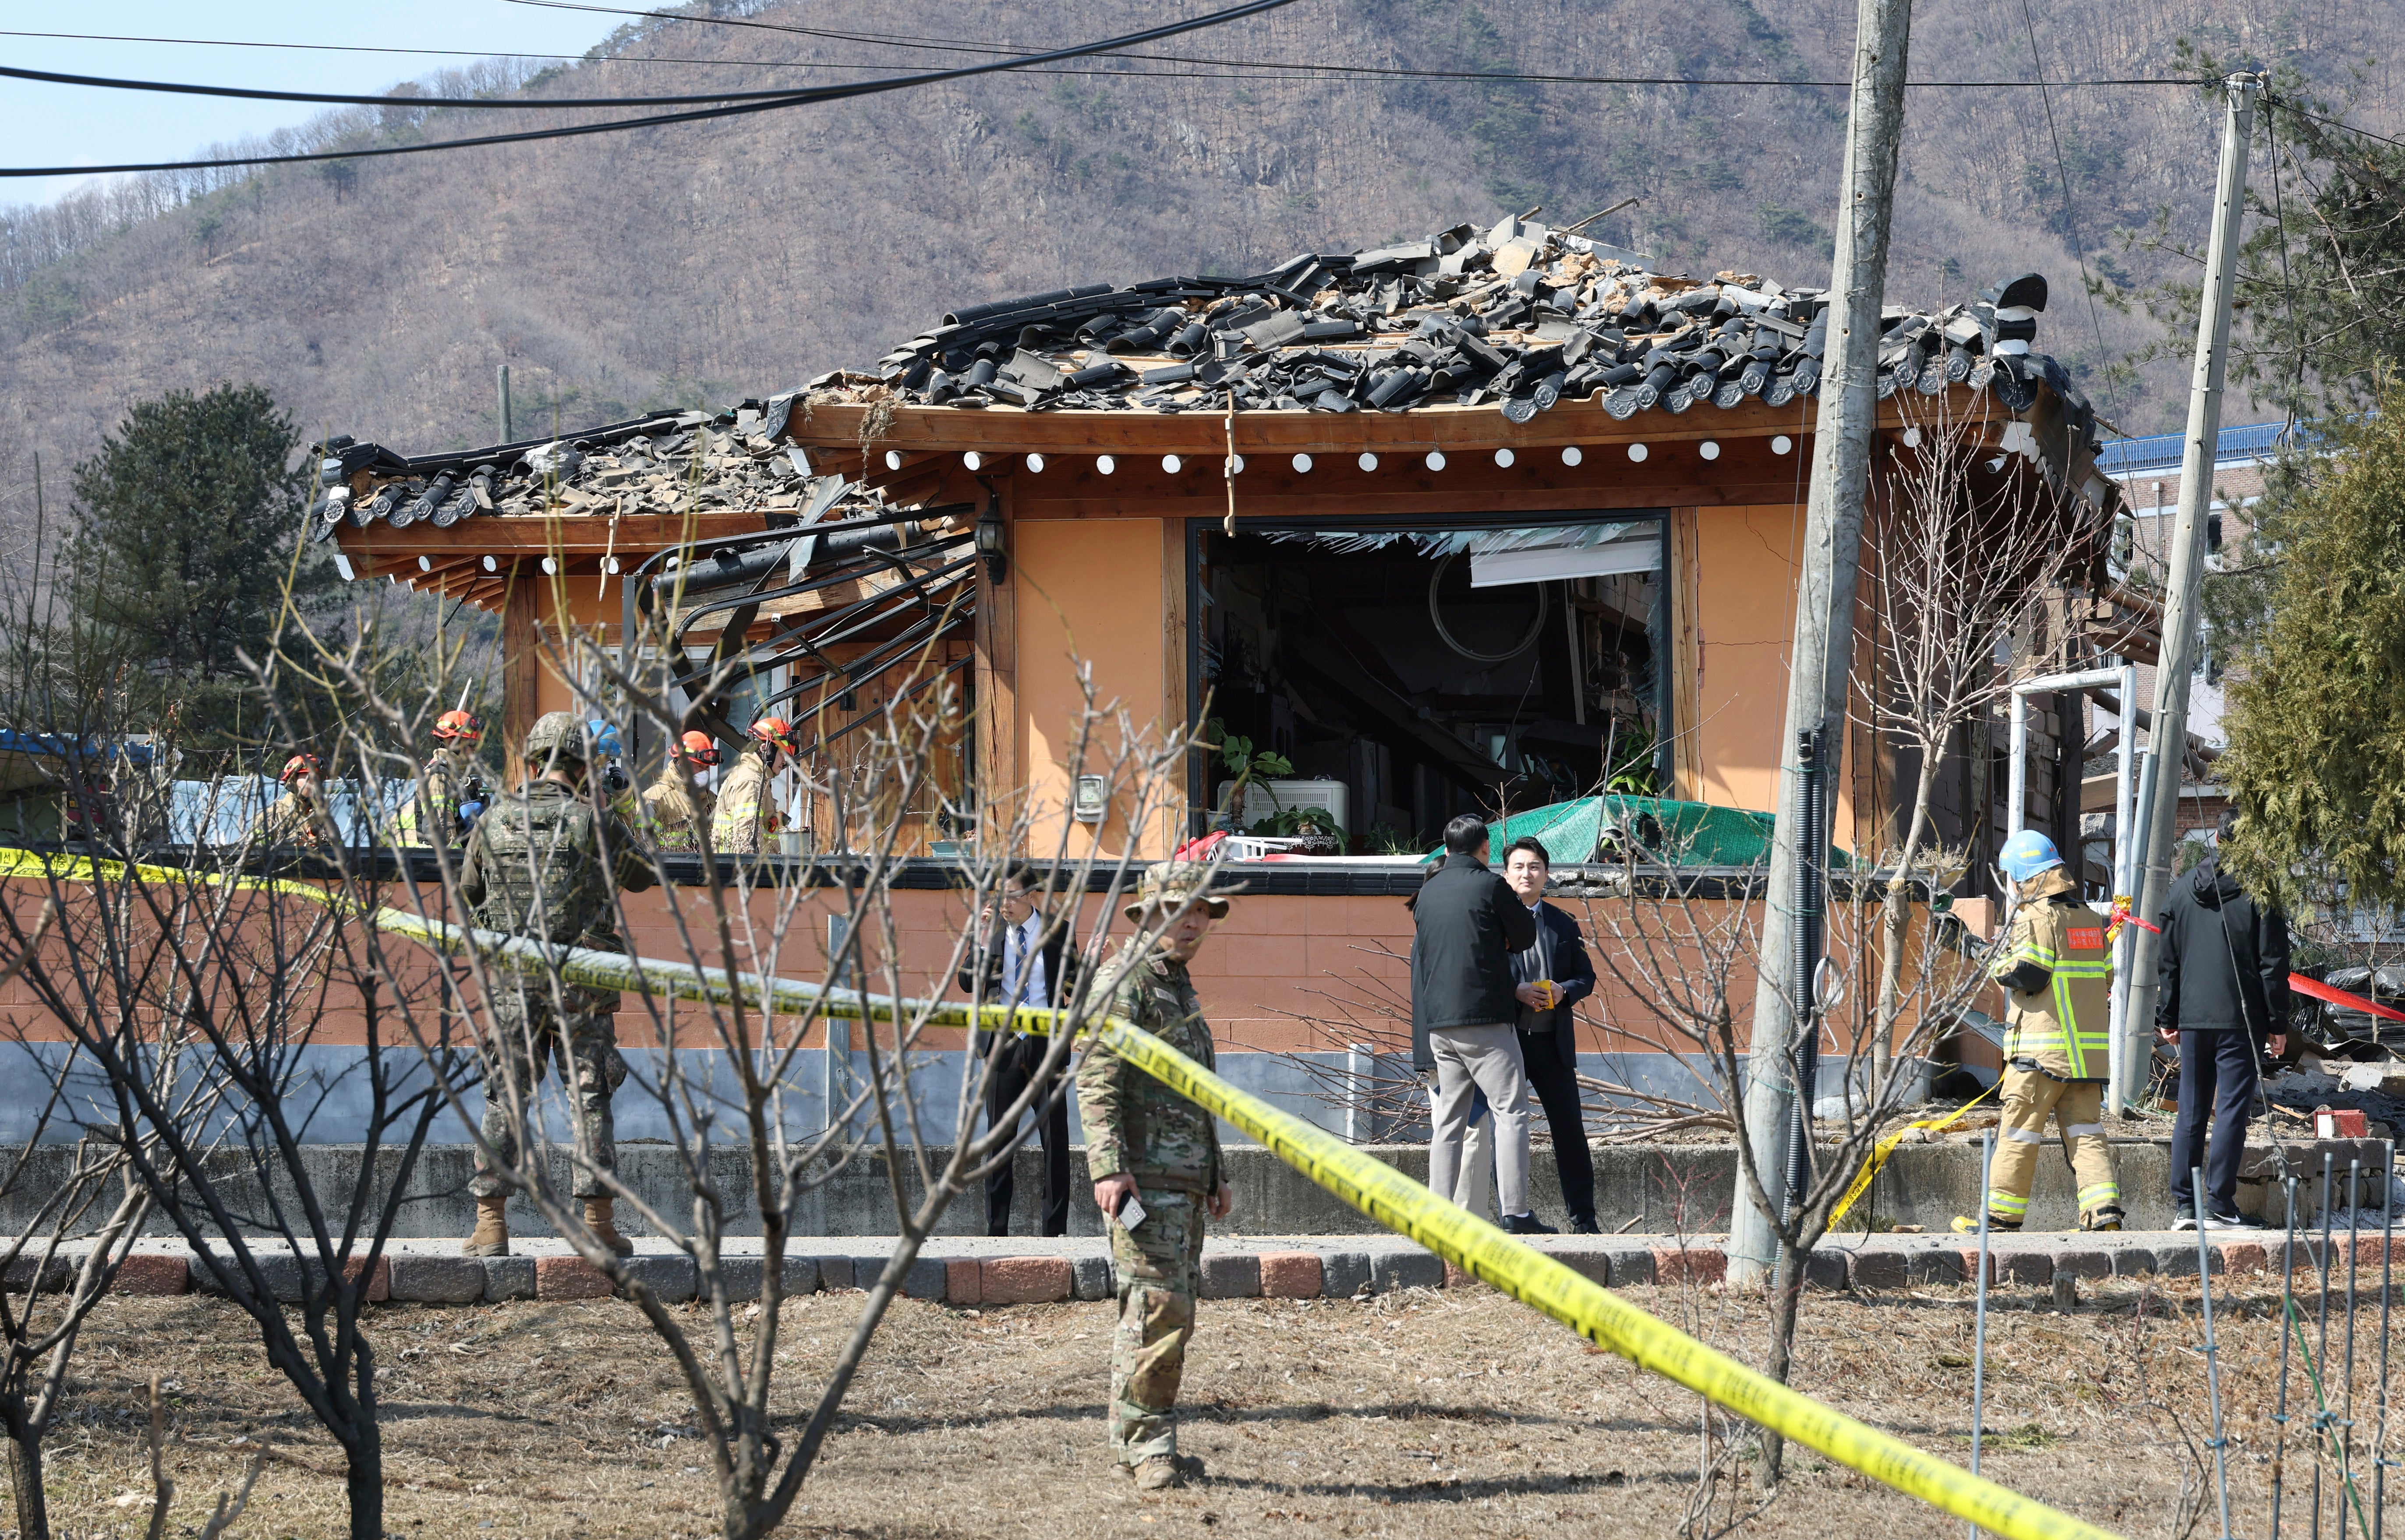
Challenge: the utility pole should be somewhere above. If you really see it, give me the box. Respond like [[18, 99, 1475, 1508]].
[[2118, 75, 2259, 1105], [497, 364, 514, 443], [1726, 0, 1913, 1287]]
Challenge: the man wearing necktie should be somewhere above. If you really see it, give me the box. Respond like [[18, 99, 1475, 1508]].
[[959, 864, 1080, 1236]]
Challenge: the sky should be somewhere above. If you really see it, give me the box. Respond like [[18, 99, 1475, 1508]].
[[1, 2, 629, 208]]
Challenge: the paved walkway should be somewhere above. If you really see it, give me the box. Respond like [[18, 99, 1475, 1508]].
[[20, 1227, 2391, 1306]]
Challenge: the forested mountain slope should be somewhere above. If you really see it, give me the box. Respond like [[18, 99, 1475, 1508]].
[[0, 0, 2389, 531]]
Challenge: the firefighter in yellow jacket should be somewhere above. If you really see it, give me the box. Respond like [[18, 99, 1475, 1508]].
[[1955, 830, 2124, 1234], [709, 717, 798, 855]]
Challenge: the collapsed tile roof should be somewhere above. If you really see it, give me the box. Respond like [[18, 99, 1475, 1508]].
[[313, 212, 2099, 543], [304, 396, 836, 542], [809, 212, 2094, 453]]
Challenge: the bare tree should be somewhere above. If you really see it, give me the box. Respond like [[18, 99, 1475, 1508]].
[[1576, 822, 1998, 1485], [1857, 392, 2087, 1088], [0, 902, 170, 1540], [294, 604, 1199, 1540], [3, 725, 467, 1540]]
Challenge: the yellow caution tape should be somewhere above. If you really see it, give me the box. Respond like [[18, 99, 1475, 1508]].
[[0, 850, 2116, 1540], [1826, 1078, 1999, 1230]]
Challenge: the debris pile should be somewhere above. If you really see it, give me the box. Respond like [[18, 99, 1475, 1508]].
[[305, 399, 830, 540], [829, 214, 2092, 449]]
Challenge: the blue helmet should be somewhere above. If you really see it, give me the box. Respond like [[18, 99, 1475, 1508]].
[[587, 719, 623, 759], [1999, 829, 2063, 883]]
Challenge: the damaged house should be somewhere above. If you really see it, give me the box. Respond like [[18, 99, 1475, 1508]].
[[312, 213, 2131, 1086]]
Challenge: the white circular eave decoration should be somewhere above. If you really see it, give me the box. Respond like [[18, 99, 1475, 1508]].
[[1903, 426, 1924, 448], [884, 449, 904, 471], [417, 555, 432, 572], [1425, 450, 1448, 472], [604, 555, 622, 574], [1358, 452, 1379, 473], [541, 556, 559, 575], [1026, 452, 1047, 473], [1628, 443, 1650, 463], [1097, 455, 1118, 476], [1162, 454, 1184, 473], [1699, 440, 1722, 461], [481, 555, 499, 572], [1562, 446, 1584, 466], [1292, 453, 1314, 473], [1494, 448, 1516, 468], [1226, 454, 1246, 475], [1772, 435, 1795, 455], [962, 451, 985, 471]]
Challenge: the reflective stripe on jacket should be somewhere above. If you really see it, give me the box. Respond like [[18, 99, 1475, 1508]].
[[1992, 868, 2114, 1081]]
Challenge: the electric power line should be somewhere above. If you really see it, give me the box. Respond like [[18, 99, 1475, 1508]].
[[0, 60, 893, 109], [2016, 0, 2111, 364], [0, 0, 1304, 178]]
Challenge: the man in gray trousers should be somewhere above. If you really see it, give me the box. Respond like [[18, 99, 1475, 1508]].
[[1410, 813, 1553, 1234]]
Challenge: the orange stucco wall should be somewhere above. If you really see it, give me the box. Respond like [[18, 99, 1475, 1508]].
[[1686, 503, 1861, 837], [1011, 518, 1182, 858]]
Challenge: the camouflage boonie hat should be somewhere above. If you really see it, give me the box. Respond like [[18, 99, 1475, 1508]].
[[1122, 861, 1241, 923], [523, 710, 589, 767]]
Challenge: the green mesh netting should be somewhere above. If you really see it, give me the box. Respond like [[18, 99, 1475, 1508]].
[[1429, 795, 1851, 869]]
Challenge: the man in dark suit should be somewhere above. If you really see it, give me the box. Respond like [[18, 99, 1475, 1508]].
[[959, 863, 1079, 1236], [1410, 814, 1549, 1234], [1499, 836, 1600, 1233]]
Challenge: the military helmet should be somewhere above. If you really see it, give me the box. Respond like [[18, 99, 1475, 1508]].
[[1122, 860, 1241, 923], [523, 710, 589, 766]]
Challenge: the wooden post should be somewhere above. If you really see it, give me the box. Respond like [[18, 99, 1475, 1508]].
[[973, 502, 1018, 843], [501, 563, 538, 786]]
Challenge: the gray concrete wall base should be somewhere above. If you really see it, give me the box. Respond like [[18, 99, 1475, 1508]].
[[5, 1136, 2387, 1241]]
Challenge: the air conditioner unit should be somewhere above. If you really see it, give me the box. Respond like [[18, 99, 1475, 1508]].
[[1217, 777, 1349, 832]]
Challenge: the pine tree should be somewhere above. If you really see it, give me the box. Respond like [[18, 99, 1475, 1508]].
[[2216, 390, 2405, 909], [64, 383, 332, 741]]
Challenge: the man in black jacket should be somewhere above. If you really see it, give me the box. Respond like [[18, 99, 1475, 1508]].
[[959, 863, 1080, 1236], [2157, 812, 2290, 1229], [1411, 814, 1549, 1234], [1499, 836, 1601, 1232]]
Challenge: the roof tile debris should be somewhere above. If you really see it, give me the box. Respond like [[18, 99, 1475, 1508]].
[[316, 215, 2100, 540], [817, 215, 2094, 453], [305, 399, 830, 541]]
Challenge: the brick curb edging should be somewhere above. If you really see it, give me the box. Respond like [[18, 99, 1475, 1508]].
[[32, 1231, 2394, 1307]]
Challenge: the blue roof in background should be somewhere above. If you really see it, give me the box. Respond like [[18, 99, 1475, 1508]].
[[2094, 420, 2293, 479], [0, 731, 154, 765]]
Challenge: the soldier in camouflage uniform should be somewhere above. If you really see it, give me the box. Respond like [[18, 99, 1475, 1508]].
[[1078, 862, 1238, 1492], [458, 711, 658, 1257]]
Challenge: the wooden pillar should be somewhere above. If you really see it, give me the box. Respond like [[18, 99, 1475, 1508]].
[[1160, 516, 1189, 855], [502, 563, 538, 786], [973, 507, 1018, 837]]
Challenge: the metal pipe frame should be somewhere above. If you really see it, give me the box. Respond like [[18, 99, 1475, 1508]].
[[2005, 663, 2139, 1111]]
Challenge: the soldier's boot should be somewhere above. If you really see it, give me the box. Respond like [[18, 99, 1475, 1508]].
[[462, 1196, 510, 1257], [584, 1197, 636, 1257], [1133, 1454, 1202, 1491]]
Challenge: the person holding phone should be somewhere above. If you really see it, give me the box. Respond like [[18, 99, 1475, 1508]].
[[1500, 836, 1601, 1233], [1078, 862, 1238, 1492]]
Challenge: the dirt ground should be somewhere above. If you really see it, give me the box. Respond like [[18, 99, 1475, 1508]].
[[15, 1268, 2398, 1539]]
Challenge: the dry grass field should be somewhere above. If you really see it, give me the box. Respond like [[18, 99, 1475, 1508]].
[[16, 1268, 2392, 1539]]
